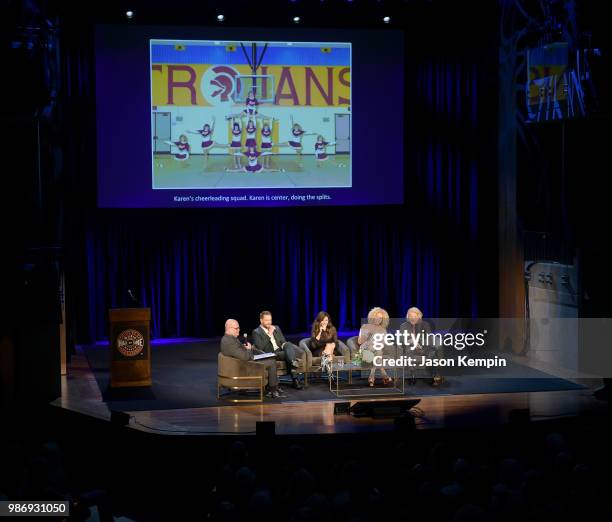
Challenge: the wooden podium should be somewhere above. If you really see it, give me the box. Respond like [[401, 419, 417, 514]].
[[109, 308, 151, 388]]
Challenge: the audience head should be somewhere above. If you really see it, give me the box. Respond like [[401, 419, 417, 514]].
[[406, 306, 423, 325], [259, 311, 273, 328], [286, 468, 315, 505], [247, 489, 273, 516], [298, 493, 331, 522], [228, 440, 248, 469], [215, 501, 237, 521], [225, 319, 240, 337], [498, 458, 523, 490], [367, 307, 389, 329], [235, 466, 256, 490], [287, 444, 306, 471], [545, 432, 568, 456]]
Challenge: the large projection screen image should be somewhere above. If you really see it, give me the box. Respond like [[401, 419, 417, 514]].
[[95, 25, 403, 208], [151, 39, 351, 190]]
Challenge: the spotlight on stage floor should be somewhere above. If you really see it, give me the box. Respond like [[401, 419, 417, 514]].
[[350, 399, 421, 418]]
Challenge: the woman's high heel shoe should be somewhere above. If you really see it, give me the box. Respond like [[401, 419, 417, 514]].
[[382, 376, 393, 386], [368, 377, 375, 387]]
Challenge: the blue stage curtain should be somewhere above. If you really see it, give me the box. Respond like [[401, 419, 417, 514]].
[[69, 56, 496, 343]]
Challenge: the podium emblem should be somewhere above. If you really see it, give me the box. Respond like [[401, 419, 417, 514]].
[[116, 329, 145, 357]]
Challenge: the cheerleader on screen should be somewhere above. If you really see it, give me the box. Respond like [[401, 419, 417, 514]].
[[163, 134, 190, 162], [244, 89, 259, 117], [244, 118, 257, 149], [314, 135, 336, 167], [227, 89, 272, 120], [260, 118, 277, 168], [225, 146, 285, 173], [314, 135, 346, 168], [278, 115, 315, 167], [187, 117, 227, 168], [226, 116, 244, 169]]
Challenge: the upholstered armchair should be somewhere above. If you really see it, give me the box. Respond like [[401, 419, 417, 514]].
[[218, 349, 308, 401], [217, 353, 267, 402], [346, 336, 359, 356]]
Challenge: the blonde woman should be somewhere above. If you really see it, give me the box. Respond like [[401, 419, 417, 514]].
[[357, 307, 393, 387]]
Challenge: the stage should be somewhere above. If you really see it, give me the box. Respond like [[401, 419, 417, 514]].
[[51, 338, 608, 436]]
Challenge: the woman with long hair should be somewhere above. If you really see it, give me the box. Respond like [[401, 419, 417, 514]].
[[309, 311, 340, 357]]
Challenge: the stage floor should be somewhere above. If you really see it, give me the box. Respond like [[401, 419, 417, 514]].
[[81, 340, 585, 411], [51, 340, 609, 436]]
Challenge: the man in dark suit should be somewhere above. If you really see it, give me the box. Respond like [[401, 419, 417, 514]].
[[221, 318, 283, 398], [252, 311, 304, 389]]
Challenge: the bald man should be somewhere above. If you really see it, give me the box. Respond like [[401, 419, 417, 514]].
[[220, 319, 283, 398]]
